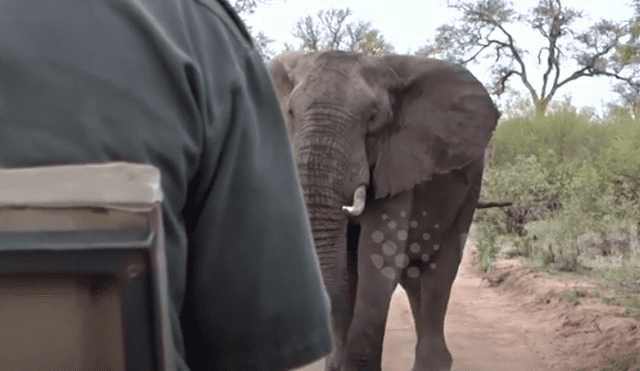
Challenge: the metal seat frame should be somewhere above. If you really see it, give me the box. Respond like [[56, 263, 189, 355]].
[[0, 163, 174, 371]]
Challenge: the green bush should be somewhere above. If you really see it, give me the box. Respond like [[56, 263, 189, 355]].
[[487, 100, 606, 171], [475, 101, 640, 277], [480, 154, 559, 236], [473, 221, 503, 272], [564, 289, 587, 306], [524, 214, 582, 271]]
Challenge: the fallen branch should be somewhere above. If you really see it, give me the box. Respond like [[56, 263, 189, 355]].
[[476, 201, 513, 209]]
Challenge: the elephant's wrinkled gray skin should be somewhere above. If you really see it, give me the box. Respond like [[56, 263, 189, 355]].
[[270, 51, 499, 371]]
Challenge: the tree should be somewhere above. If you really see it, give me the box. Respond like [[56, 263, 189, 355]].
[[292, 14, 323, 51], [231, 0, 272, 17], [317, 7, 352, 50], [251, 31, 277, 62], [291, 8, 394, 55], [607, 0, 640, 118], [352, 30, 395, 56], [232, 0, 278, 61], [418, 0, 640, 117]]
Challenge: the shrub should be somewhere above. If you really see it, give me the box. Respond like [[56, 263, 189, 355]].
[[525, 214, 581, 271], [564, 289, 587, 306], [477, 101, 640, 274], [473, 221, 503, 272], [481, 154, 559, 236]]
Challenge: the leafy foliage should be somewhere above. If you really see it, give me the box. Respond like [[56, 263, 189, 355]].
[[418, 0, 640, 117], [475, 101, 640, 299], [482, 154, 559, 236], [474, 221, 503, 272], [563, 289, 587, 306]]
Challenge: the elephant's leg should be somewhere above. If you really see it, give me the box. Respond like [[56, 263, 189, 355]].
[[400, 274, 451, 371], [401, 230, 462, 371], [342, 191, 413, 371], [399, 274, 424, 336], [401, 169, 482, 371]]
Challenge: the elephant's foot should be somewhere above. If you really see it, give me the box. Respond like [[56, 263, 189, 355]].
[[340, 336, 384, 371], [324, 347, 343, 371], [412, 337, 453, 371], [325, 359, 339, 371], [325, 344, 382, 371], [341, 353, 382, 371]]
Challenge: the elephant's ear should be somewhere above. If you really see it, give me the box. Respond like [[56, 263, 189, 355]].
[[369, 55, 500, 199], [269, 52, 306, 111]]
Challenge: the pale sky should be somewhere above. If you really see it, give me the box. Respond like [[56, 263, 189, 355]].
[[246, 0, 635, 115]]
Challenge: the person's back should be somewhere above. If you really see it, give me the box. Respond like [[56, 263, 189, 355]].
[[0, 0, 332, 369]]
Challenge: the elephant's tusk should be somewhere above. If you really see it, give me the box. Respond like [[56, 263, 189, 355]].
[[342, 185, 366, 216]]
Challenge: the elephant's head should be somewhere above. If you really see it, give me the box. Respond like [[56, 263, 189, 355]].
[[271, 51, 499, 216]]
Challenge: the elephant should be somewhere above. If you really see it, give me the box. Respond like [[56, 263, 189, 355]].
[[270, 51, 500, 371]]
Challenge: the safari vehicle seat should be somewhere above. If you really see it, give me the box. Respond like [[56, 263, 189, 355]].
[[0, 163, 174, 371]]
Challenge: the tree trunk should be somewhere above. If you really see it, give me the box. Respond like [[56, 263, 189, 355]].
[[534, 98, 550, 118]]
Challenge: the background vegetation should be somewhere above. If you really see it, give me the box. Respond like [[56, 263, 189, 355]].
[[473, 98, 640, 313]]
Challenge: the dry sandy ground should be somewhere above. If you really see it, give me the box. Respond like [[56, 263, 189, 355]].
[[297, 241, 640, 371]]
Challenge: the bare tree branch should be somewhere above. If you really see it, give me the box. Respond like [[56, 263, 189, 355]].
[[232, 0, 273, 16], [477, 201, 513, 209], [231, 0, 279, 61], [346, 21, 372, 51], [318, 8, 352, 50], [290, 8, 394, 55], [292, 15, 322, 51], [418, 0, 638, 117]]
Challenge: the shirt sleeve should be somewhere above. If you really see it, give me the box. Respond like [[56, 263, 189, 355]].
[[178, 2, 332, 370]]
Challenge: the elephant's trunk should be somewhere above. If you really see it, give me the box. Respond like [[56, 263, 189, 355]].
[[302, 189, 353, 349], [294, 126, 362, 344], [303, 197, 349, 285], [295, 172, 349, 278]]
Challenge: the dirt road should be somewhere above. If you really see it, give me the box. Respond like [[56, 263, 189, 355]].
[[298, 241, 640, 371], [382, 243, 548, 371]]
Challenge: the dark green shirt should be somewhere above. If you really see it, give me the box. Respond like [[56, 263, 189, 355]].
[[0, 0, 332, 369]]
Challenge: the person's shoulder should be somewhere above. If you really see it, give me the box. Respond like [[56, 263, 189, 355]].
[[191, 0, 253, 47]]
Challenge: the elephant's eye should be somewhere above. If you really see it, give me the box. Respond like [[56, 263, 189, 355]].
[[367, 106, 379, 124], [367, 106, 390, 134], [367, 108, 383, 132], [287, 108, 294, 120]]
